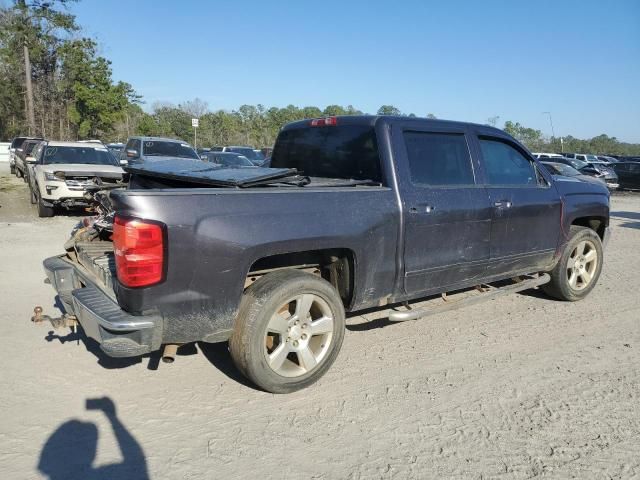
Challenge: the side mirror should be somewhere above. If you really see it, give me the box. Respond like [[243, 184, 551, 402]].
[[120, 159, 128, 166], [26, 156, 36, 164], [126, 149, 139, 158]]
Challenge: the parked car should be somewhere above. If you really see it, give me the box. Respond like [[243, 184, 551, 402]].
[[42, 115, 610, 393], [28, 141, 125, 217], [106, 143, 125, 164], [222, 146, 267, 166], [613, 162, 640, 190], [120, 136, 200, 164], [200, 151, 256, 167], [596, 155, 618, 164], [539, 161, 605, 186], [550, 156, 618, 186], [531, 152, 564, 160], [14, 138, 43, 180], [9, 136, 43, 176]]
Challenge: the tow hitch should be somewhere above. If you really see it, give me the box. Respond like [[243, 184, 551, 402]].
[[31, 306, 78, 329]]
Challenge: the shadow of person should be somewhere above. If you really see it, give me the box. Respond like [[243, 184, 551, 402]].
[[38, 397, 149, 480]]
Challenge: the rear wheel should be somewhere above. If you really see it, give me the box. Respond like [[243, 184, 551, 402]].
[[9, 164, 15, 175], [229, 269, 346, 393], [15, 167, 23, 179], [29, 185, 37, 204], [542, 226, 603, 301]]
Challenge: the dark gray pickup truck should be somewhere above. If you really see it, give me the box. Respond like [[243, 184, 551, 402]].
[[41, 116, 610, 393]]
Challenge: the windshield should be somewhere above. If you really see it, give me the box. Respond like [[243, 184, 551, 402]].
[[270, 125, 382, 182], [542, 162, 580, 177], [205, 153, 254, 167], [24, 142, 39, 155], [11, 137, 27, 149], [42, 146, 119, 166], [227, 147, 262, 161], [567, 158, 588, 170], [143, 141, 199, 159]]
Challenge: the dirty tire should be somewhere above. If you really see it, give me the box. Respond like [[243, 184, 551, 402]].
[[29, 186, 37, 204], [10, 164, 15, 175], [229, 270, 346, 394], [16, 167, 23, 178], [36, 188, 55, 218], [542, 225, 603, 301]]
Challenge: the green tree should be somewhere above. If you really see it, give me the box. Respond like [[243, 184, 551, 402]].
[[377, 105, 402, 116]]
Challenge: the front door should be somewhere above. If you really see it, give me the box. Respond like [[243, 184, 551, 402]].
[[393, 124, 492, 296], [473, 135, 562, 275]]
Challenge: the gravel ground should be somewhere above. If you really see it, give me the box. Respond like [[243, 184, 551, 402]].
[[1, 162, 639, 480]]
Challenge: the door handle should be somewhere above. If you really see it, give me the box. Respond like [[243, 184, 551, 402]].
[[494, 201, 512, 208], [408, 205, 436, 214]]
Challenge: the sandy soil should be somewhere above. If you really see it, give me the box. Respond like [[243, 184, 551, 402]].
[[1, 162, 639, 479]]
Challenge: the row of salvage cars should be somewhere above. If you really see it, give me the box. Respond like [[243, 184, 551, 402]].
[[533, 152, 640, 191], [8, 137, 126, 217]]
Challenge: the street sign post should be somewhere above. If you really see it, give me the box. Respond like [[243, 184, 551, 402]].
[[192, 118, 199, 148]]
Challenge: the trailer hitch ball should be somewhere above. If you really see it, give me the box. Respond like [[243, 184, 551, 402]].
[[31, 306, 78, 329], [31, 306, 46, 324]]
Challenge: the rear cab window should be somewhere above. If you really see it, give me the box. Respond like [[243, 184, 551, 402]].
[[271, 124, 382, 183]]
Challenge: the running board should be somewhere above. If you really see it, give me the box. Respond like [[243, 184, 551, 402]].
[[388, 273, 550, 322]]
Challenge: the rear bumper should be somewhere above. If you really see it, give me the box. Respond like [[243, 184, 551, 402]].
[[43, 255, 163, 357]]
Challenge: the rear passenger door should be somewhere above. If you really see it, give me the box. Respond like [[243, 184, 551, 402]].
[[393, 123, 492, 295], [472, 134, 562, 274]]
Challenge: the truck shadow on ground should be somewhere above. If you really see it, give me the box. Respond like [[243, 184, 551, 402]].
[[198, 341, 260, 390], [38, 397, 149, 480], [610, 211, 640, 230]]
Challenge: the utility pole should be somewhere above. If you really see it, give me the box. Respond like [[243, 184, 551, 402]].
[[542, 111, 556, 140], [17, 0, 36, 135]]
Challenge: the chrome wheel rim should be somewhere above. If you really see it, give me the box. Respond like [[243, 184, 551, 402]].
[[264, 294, 334, 378], [567, 240, 598, 291]]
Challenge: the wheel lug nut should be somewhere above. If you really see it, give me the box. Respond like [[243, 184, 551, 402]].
[[301, 334, 307, 340], [293, 340, 299, 347], [302, 324, 307, 329]]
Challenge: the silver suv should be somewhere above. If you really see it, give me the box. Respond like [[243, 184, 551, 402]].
[[28, 141, 125, 217]]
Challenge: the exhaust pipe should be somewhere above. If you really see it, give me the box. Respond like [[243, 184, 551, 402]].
[[162, 344, 179, 363]]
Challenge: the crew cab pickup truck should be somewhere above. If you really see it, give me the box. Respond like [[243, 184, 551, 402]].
[[41, 116, 610, 393]]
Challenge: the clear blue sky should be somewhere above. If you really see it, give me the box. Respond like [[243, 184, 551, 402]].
[[69, 0, 640, 142]]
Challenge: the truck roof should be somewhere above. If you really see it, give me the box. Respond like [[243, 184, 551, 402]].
[[281, 115, 506, 136]]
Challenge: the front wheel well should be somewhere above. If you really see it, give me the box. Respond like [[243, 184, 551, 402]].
[[571, 216, 607, 240], [246, 249, 355, 309]]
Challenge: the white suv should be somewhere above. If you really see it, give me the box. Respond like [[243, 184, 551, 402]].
[[28, 141, 125, 217]]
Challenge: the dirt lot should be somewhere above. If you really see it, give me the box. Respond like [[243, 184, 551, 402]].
[[1, 162, 639, 479]]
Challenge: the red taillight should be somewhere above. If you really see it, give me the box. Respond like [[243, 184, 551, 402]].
[[310, 116, 338, 127], [113, 215, 165, 288]]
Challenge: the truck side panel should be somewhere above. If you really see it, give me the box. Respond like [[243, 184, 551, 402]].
[[110, 187, 399, 343]]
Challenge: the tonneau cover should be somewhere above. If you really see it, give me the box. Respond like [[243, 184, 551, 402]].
[[124, 158, 297, 187]]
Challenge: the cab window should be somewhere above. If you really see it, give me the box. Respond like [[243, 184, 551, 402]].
[[479, 138, 537, 186]]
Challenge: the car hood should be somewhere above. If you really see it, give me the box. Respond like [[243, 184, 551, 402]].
[[552, 174, 609, 196], [40, 164, 125, 176]]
